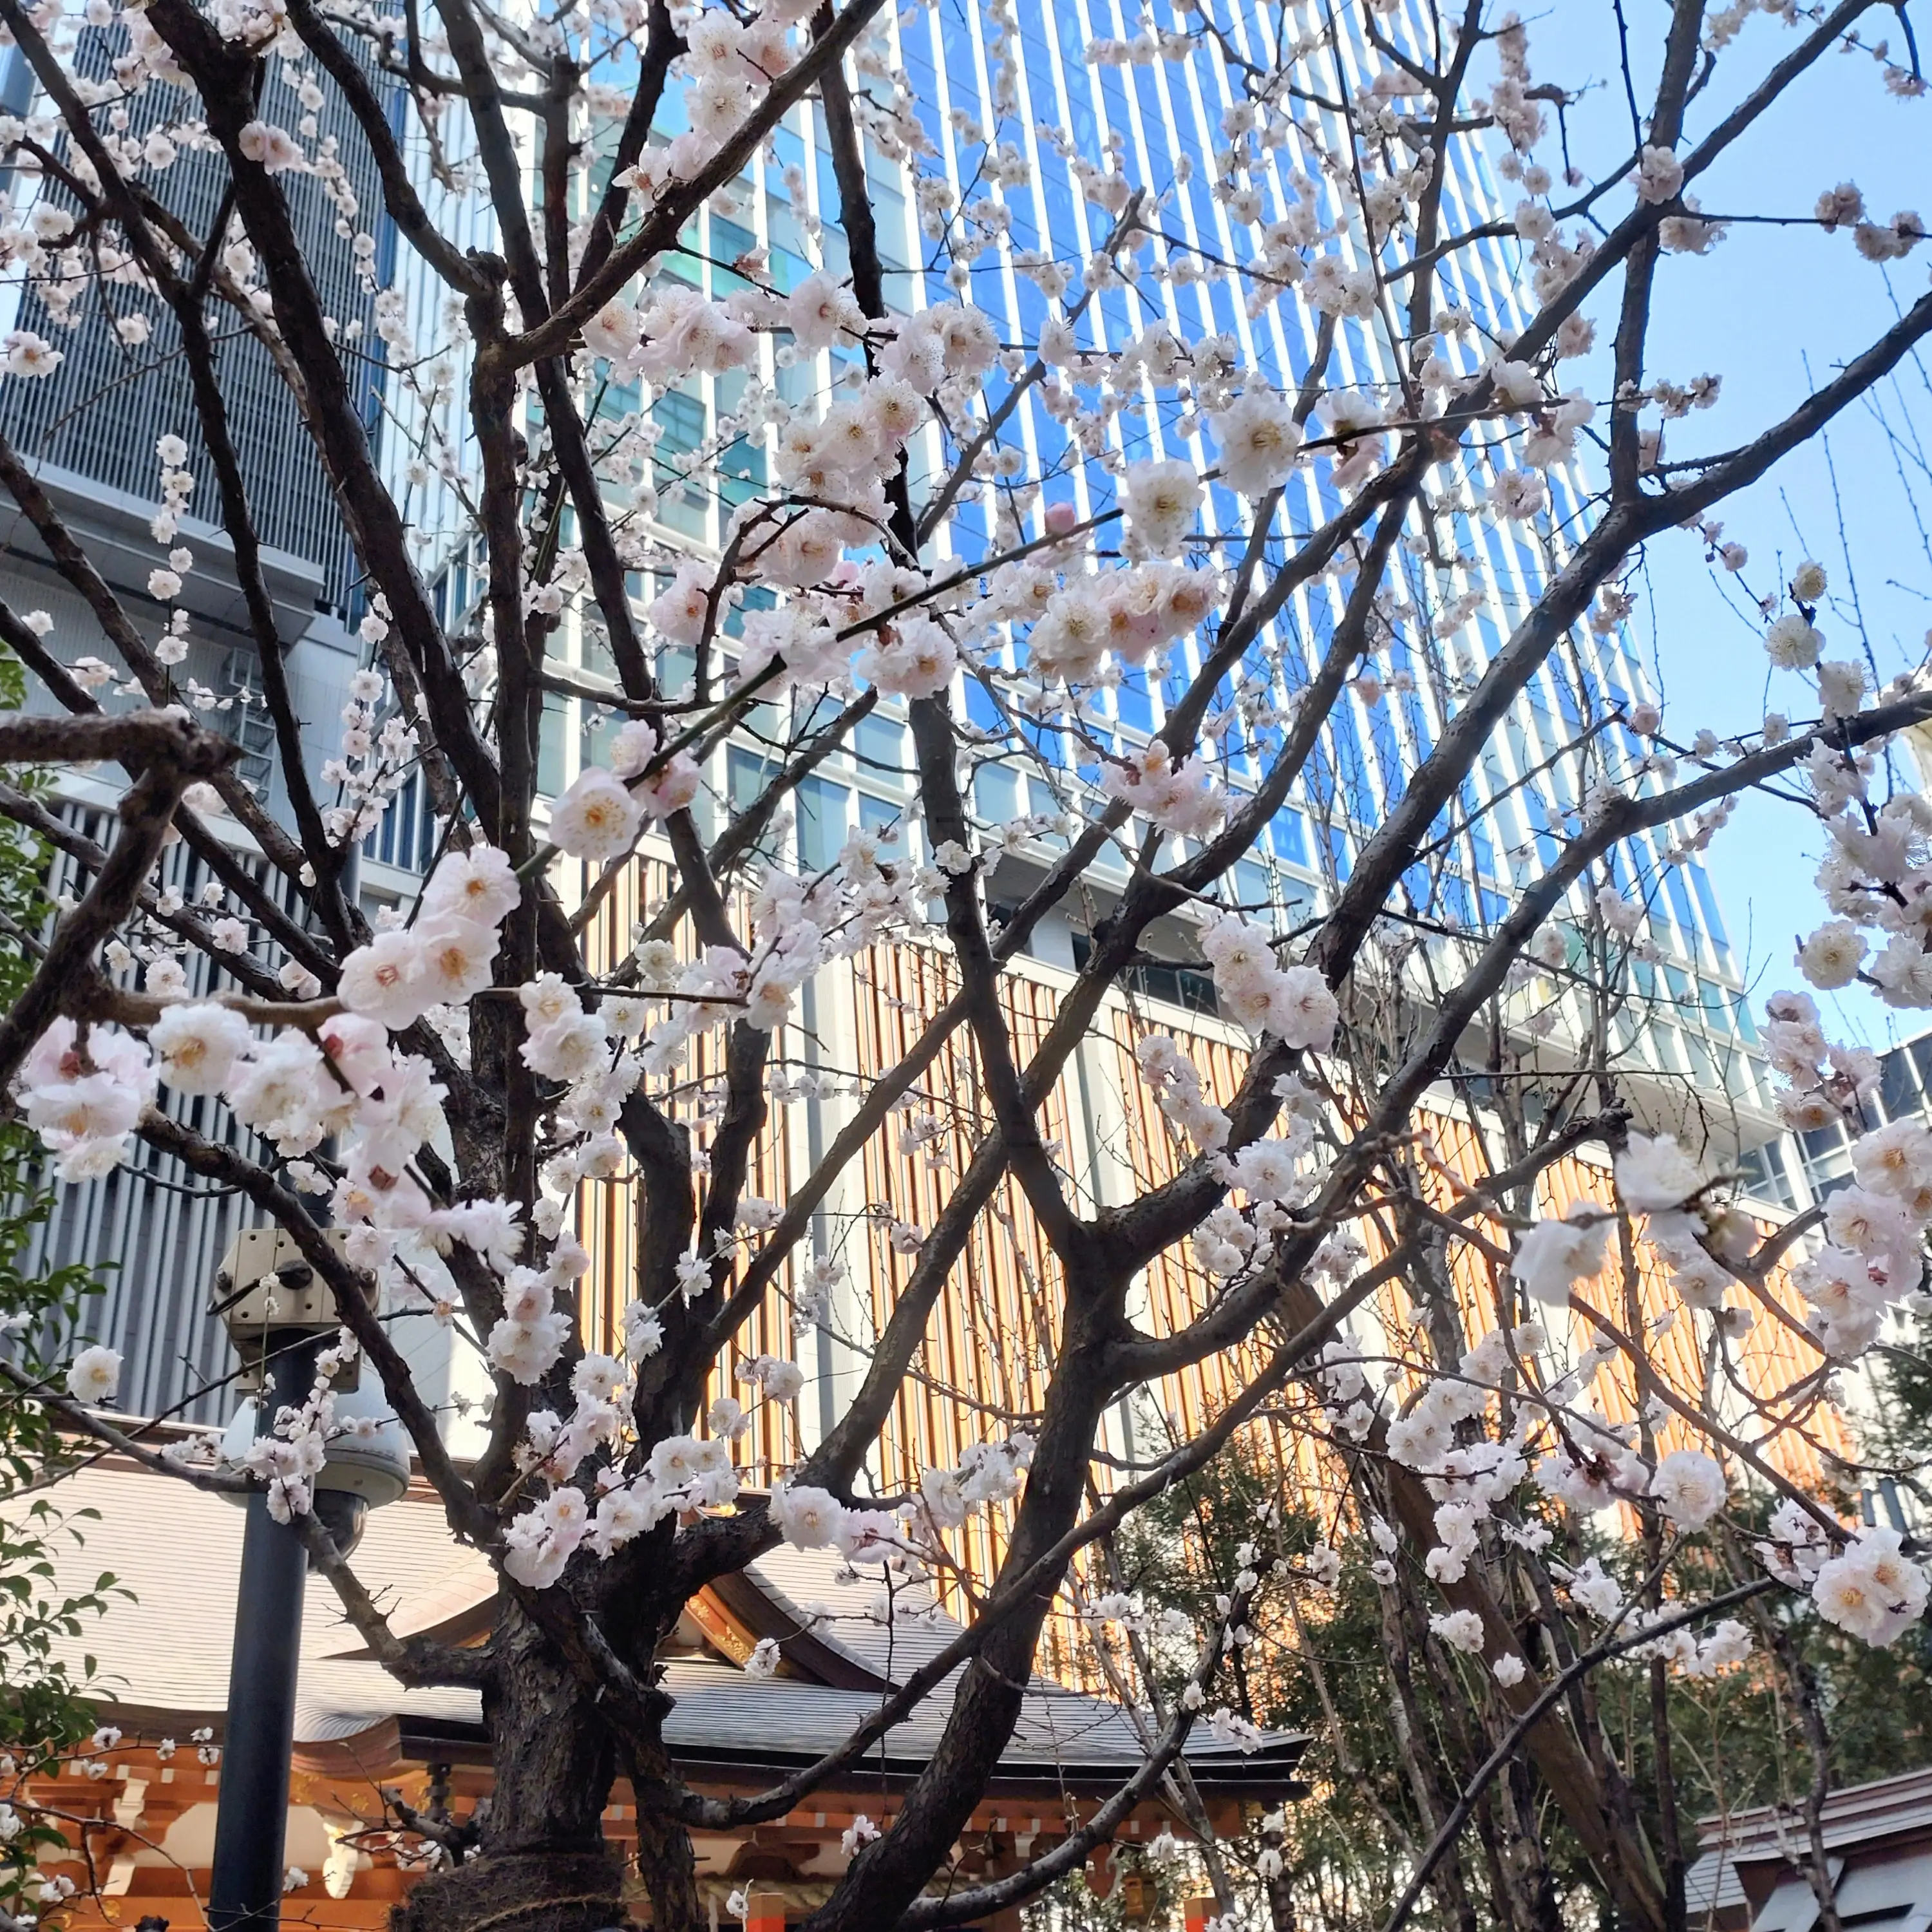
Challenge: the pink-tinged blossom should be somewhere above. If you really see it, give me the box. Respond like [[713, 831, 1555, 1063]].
[[148, 1002, 252, 1096], [853, 618, 957, 699], [1631, 144, 1683, 204], [338, 930, 431, 1030], [1812, 1528, 1929, 1645], [238, 120, 303, 171], [548, 768, 645, 862]]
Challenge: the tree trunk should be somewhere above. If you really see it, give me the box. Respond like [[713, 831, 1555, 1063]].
[[392, 1604, 624, 1932], [627, 1734, 703, 1932], [801, 1311, 1116, 1931]]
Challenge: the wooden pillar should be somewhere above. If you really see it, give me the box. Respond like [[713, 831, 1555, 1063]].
[[1183, 1897, 1218, 1932], [744, 1891, 788, 1932]]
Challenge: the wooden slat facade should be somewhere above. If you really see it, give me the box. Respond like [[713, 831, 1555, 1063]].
[[567, 866, 1850, 1586]]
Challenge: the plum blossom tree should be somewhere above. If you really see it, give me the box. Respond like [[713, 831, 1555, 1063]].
[[0, 2, 1930, 1931]]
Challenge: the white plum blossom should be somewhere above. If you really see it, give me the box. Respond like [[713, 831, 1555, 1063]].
[[417, 918, 500, 1007], [502, 1488, 592, 1588], [339, 931, 431, 1030], [760, 1358, 804, 1403], [1812, 1529, 1929, 1645], [1799, 921, 1868, 990], [606, 721, 703, 820], [66, 1345, 122, 1405], [1121, 459, 1202, 556], [1100, 742, 1227, 838], [238, 120, 303, 171], [4, 330, 62, 377], [587, 1484, 663, 1557], [1765, 612, 1823, 669], [1817, 659, 1867, 718], [422, 845, 522, 927], [1430, 1609, 1486, 1654], [1135, 1034, 1231, 1151], [853, 618, 957, 699], [15, 1018, 156, 1178], [770, 1482, 846, 1548], [148, 1003, 253, 1096], [840, 1815, 880, 1858], [1648, 1449, 1727, 1530], [622, 1302, 665, 1358], [1206, 388, 1303, 497], [488, 1311, 574, 1385], [549, 768, 645, 862], [1614, 1134, 1705, 1213], [1510, 1209, 1610, 1309], [1488, 469, 1548, 520]]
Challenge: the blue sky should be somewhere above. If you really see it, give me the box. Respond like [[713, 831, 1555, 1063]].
[[1515, 6, 1932, 1046]]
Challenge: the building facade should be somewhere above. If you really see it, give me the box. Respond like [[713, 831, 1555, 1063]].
[[0, 33, 386, 613], [406, 0, 1784, 1168], [5, 0, 1824, 1461], [0, 39, 414, 1421]]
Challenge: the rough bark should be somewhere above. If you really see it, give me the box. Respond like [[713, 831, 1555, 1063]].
[[392, 1605, 622, 1932], [625, 1736, 701, 1932]]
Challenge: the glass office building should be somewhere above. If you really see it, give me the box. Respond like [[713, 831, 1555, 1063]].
[[413, 0, 1780, 1164], [0, 41, 389, 614], [7, 0, 1797, 1426], [901, 0, 1759, 1081]]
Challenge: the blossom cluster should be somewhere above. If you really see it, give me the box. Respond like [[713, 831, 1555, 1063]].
[[1752, 991, 1932, 1360], [1466, 1124, 1932, 1651], [1788, 691, 1932, 1012], [1198, 913, 1339, 1051]]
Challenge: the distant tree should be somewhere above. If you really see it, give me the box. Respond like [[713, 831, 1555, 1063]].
[[1098, 1425, 1932, 1932]]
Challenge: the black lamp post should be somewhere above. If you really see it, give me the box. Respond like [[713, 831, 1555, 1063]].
[[207, 1330, 329, 1932], [204, 1227, 410, 1932]]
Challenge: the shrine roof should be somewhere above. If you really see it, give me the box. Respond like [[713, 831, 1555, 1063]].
[[18, 1457, 1306, 1801]]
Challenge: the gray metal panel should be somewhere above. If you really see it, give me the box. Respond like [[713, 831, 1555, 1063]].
[[1685, 1844, 1747, 1922], [21, 800, 315, 1424], [1750, 1878, 1824, 1932], [0, 37, 391, 611], [1833, 1847, 1932, 1924]]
